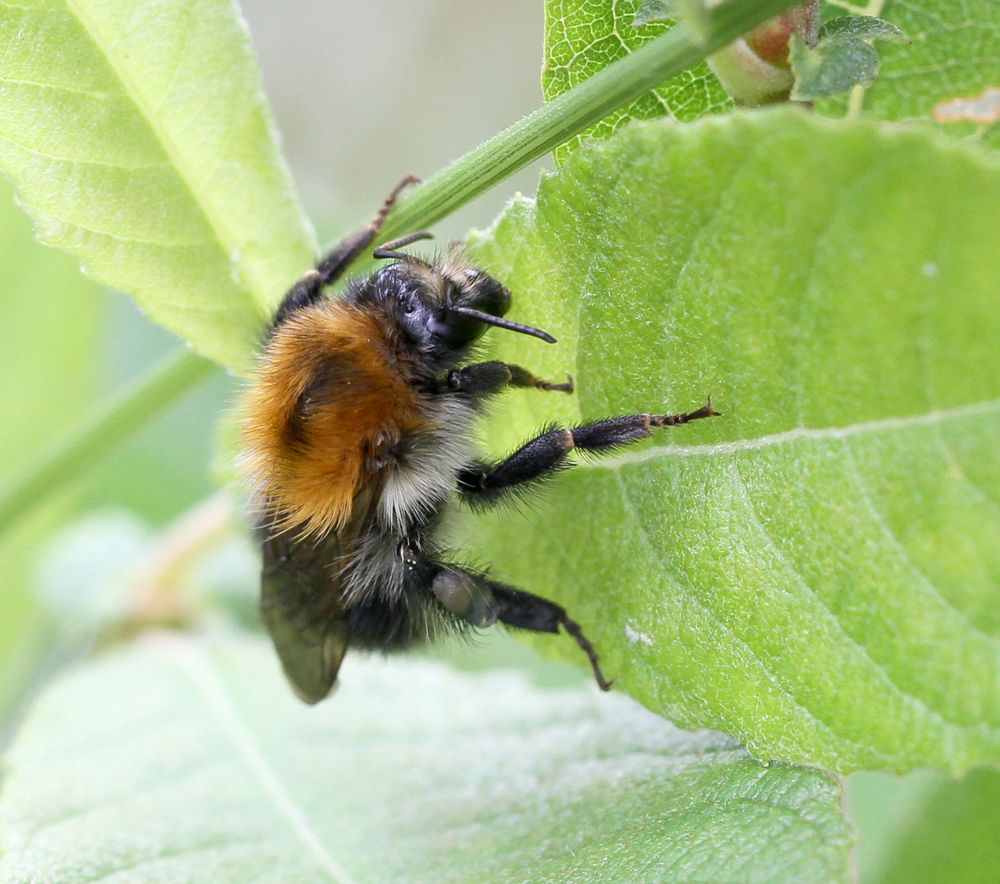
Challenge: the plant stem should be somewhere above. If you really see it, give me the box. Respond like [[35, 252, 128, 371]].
[[361, 0, 801, 244], [0, 350, 217, 536]]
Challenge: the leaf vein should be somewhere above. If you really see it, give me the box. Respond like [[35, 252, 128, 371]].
[[731, 459, 967, 746], [581, 398, 1000, 468], [0, 73, 110, 99], [176, 641, 355, 883], [842, 438, 1000, 646], [0, 129, 171, 172]]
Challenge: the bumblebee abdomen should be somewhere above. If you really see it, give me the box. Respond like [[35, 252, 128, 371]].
[[241, 301, 422, 537]]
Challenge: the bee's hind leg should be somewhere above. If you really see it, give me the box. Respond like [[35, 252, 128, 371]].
[[429, 564, 611, 691]]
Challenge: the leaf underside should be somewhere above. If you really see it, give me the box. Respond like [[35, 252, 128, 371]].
[[467, 109, 1000, 774], [0, 634, 853, 882], [0, 0, 315, 372]]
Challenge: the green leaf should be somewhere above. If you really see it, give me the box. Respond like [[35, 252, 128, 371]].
[[0, 634, 853, 881], [543, 0, 731, 161], [467, 109, 1000, 774], [824, 1, 1000, 141], [0, 0, 315, 372], [791, 15, 909, 102], [791, 33, 881, 100], [818, 15, 908, 45]]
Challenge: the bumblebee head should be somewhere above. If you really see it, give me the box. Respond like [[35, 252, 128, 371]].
[[429, 265, 556, 348], [358, 244, 555, 369]]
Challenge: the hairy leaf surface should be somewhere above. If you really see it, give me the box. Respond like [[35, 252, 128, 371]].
[[467, 109, 1000, 773], [0, 635, 852, 882]]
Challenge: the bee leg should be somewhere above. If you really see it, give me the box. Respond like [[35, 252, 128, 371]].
[[489, 581, 611, 691], [442, 362, 572, 398], [428, 566, 610, 690], [458, 400, 719, 506], [442, 361, 512, 396], [430, 566, 499, 628], [316, 173, 420, 284], [506, 365, 574, 394], [273, 174, 420, 327], [272, 269, 324, 328]]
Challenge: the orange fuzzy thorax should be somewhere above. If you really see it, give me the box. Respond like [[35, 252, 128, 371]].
[[241, 301, 422, 538]]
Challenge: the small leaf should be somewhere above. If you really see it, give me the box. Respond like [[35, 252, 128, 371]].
[[791, 33, 881, 100], [543, 0, 731, 162], [817, 0, 1000, 144], [468, 109, 1000, 774], [0, 634, 854, 881], [0, 0, 316, 372], [818, 15, 909, 45]]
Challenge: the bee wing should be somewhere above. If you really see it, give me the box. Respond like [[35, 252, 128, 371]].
[[259, 524, 351, 704], [258, 477, 386, 703]]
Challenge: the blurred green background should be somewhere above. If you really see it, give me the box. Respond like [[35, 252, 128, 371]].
[[1, 3, 996, 881]]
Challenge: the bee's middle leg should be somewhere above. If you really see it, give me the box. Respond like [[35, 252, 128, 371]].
[[457, 402, 718, 507]]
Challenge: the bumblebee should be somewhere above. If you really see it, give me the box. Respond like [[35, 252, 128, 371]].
[[242, 177, 718, 703]]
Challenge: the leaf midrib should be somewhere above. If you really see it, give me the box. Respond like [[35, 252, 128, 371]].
[[175, 640, 353, 883], [580, 397, 1000, 469], [62, 0, 270, 320]]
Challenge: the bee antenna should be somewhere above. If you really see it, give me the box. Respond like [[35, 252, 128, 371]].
[[373, 231, 434, 261], [449, 306, 557, 344]]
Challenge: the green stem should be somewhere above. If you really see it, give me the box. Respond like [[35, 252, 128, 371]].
[[361, 0, 800, 244], [1, 0, 797, 535], [0, 350, 217, 536]]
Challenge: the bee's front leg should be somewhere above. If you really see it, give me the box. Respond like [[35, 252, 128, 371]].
[[273, 174, 421, 328], [505, 364, 574, 393]]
